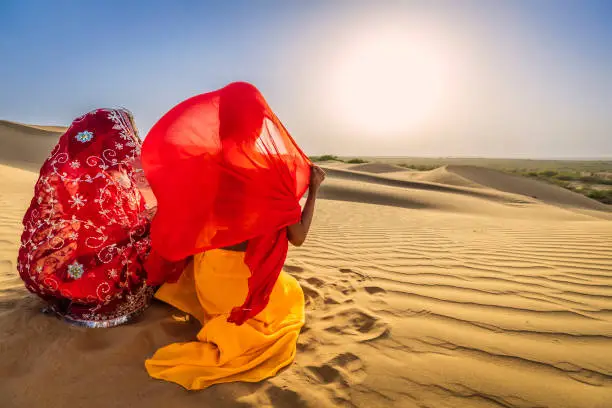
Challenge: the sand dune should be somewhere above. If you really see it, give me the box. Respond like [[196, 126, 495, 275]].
[[321, 167, 547, 210], [346, 162, 408, 174], [324, 164, 611, 218], [1, 123, 611, 408], [0, 120, 64, 171], [22, 124, 68, 133], [448, 165, 611, 212], [323, 167, 488, 196], [397, 165, 483, 188]]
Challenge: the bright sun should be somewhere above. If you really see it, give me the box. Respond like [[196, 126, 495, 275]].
[[327, 26, 452, 136]]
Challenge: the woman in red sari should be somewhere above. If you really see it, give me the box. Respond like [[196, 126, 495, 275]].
[[17, 108, 154, 327], [142, 82, 325, 389]]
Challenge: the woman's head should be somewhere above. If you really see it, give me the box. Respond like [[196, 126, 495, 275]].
[[141, 81, 312, 263], [62, 108, 141, 169], [218, 82, 267, 145]]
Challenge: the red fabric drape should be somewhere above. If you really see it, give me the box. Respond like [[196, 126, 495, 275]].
[[18, 109, 152, 318], [142, 82, 311, 324]]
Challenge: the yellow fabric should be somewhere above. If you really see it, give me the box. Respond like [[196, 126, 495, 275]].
[[145, 249, 305, 390]]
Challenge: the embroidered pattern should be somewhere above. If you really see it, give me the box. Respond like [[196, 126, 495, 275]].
[[17, 108, 153, 327], [75, 130, 94, 143], [69, 194, 87, 209], [67, 261, 85, 279]]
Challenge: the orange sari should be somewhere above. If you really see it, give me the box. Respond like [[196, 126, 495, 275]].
[[145, 250, 304, 390]]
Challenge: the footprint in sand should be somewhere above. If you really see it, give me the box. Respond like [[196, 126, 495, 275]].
[[329, 272, 359, 296], [323, 296, 342, 305], [284, 265, 305, 274], [266, 385, 310, 408], [300, 283, 322, 308], [301, 280, 351, 310], [296, 330, 320, 352], [297, 273, 352, 309], [306, 363, 343, 384], [364, 286, 386, 295], [338, 268, 367, 283], [329, 352, 366, 382], [324, 307, 389, 342], [305, 277, 325, 288], [305, 352, 367, 407]]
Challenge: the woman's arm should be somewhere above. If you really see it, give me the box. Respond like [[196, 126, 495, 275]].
[[288, 165, 325, 247]]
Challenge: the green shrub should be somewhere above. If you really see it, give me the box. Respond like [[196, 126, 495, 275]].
[[311, 155, 340, 162], [399, 164, 438, 171], [587, 190, 606, 199], [581, 177, 612, 186], [586, 189, 612, 204], [346, 158, 369, 164], [555, 174, 577, 181], [550, 179, 570, 188]]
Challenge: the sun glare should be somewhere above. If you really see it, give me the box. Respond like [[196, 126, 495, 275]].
[[327, 26, 452, 137]]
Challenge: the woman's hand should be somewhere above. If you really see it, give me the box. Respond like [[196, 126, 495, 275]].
[[310, 165, 326, 193]]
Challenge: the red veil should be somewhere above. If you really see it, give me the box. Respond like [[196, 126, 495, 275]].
[[142, 82, 311, 324], [18, 109, 153, 326]]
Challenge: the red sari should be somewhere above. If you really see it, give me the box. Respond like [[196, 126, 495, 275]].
[[142, 82, 311, 324], [18, 108, 154, 327]]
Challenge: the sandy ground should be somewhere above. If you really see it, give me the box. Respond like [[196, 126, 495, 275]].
[[0, 122, 611, 408]]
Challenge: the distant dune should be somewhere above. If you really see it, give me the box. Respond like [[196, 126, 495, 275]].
[[319, 162, 611, 215], [346, 162, 407, 174], [400, 165, 482, 188], [0, 124, 611, 408], [0, 120, 65, 171], [448, 165, 611, 212]]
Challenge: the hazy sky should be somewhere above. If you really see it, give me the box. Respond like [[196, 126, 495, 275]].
[[1, 0, 611, 157]]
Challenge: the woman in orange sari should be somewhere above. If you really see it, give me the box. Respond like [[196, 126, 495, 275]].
[[141, 82, 325, 390]]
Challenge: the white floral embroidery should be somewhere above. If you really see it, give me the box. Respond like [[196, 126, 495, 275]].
[[115, 142, 123, 150], [107, 110, 121, 123], [69, 194, 87, 209], [70, 160, 80, 169]]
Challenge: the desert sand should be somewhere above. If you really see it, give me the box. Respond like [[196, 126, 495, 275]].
[[0, 121, 611, 408]]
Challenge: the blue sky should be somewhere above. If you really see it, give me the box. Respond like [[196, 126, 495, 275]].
[[1, 0, 611, 157]]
